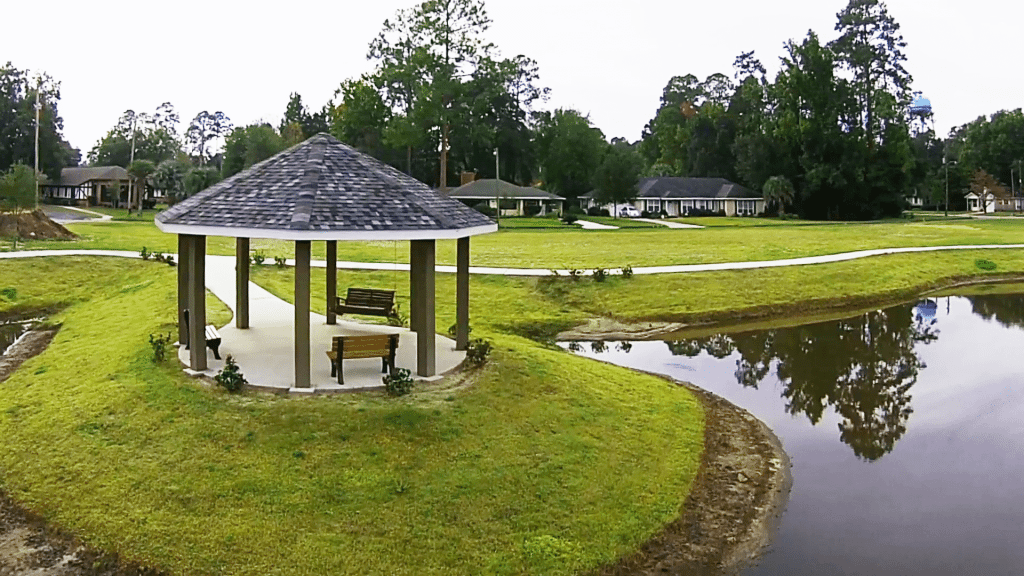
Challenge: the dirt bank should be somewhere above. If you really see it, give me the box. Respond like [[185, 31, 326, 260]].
[[594, 380, 790, 576], [558, 273, 1024, 342]]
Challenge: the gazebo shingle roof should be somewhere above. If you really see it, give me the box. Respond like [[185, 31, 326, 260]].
[[156, 134, 497, 240]]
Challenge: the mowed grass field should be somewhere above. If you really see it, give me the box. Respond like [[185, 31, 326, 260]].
[[0, 257, 703, 576], [7, 214, 1022, 270]]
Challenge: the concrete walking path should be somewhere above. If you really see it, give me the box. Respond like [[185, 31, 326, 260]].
[[4, 245, 1024, 277], [635, 218, 704, 229], [42, 206, 112, 223], [577, 219, 619, 230]]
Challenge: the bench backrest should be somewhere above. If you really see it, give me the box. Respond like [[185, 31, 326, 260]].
[[331, 334, 398, 360], [344, 288, 395, 309]]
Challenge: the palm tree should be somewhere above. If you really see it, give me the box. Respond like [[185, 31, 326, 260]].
[[763, 175, 796, 217], [128, 159, 156, 214]]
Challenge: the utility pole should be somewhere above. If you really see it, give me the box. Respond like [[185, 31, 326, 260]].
[[944, 157, 954, 218], [493, 147, 500, 225], [129, 114, 137, 213], [33, 78, 41, 209]]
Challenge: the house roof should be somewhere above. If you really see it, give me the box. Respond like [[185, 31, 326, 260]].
[[636, 177, 760, 199], [447, 179, 565, 201], [43, 166, 129, 187], [155, 134, 497, 241]]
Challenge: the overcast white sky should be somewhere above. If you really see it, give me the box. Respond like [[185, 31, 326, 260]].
[[2, 0, 1019, 157]]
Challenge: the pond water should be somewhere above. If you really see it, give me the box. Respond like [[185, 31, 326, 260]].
[[564, 293, 1024, 575], [0, 320, 34, 357]]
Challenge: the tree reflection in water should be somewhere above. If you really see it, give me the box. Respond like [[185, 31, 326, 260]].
[[664, 302, 941, 461], [968, 294, 1024, 329]]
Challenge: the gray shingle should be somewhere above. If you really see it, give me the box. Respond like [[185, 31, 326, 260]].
[[156, 134, 496, 236]]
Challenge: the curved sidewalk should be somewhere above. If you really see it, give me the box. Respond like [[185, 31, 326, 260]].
[[3, 244, 1024, 276]]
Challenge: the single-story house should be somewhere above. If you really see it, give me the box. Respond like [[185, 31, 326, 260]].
[[40, 166, 130, 206], [580, 177, 765, 217], [446, 178, 565, 216], [965, 190, 997, 214]]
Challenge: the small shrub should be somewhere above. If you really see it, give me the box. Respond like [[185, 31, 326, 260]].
[[164, 254, 175, 267], [640, 210, 651, 218], [473, 202, 496, 217], [387, 303, 409, 327], [599, 208, 610, 217], [152, 251, 164, 262], [566, 206, 584, 216], [447, 323, 472, 338], [274, 256, 287, 268], [548, 269, 560, 276], [566, 268, 582, 280], [214, 355, 248, 392], [465, 338, 493, 366], [975, 259, 998, 271], [621, 265, 634, 279], [561, 213, 578, 225], [586, 206, 603, 217], [140, 247, 151, 260], [250, 250, 266, 265], [592, 267, 608, 282], [660, 209, 668, 218], [148, 332, 172, 362], [383, 368, 414, 396], [0, 287, 16, 301]]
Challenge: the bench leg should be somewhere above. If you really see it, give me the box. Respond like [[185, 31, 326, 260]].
[[330, 359, 337, 378], [208, 341, 222, 360], [337, 361, 344, 385]]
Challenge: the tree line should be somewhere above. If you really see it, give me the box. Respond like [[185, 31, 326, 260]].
[[4, 0, 1024, 219]]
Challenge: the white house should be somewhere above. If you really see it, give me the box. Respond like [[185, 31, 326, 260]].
[[446, 178, 565, 217], [965, 189, 997, 214], [581, 177, 766, 217]]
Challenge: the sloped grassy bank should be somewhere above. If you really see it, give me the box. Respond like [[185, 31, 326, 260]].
[[0, 258, 704, 576]]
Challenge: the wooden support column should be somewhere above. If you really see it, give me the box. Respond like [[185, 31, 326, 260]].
[[177, 234, 189, 345], [409, 242, 422, 335], [456, 237, 470, 351], [236, 237, 250, 329], [186, 234, 207, 372], [326, 240, 337, 325], [294, 241, 312, 389], [410, 239, 436, 377]]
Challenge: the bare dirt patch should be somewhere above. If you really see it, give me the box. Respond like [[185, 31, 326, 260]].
[[0, 210, 76, 241]]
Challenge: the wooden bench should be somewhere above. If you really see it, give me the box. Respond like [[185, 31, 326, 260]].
[[183, 310, 222, 360], [326, 334, 399, 384], [334, 288, 396, 318]]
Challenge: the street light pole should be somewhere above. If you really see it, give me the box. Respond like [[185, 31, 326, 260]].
[[493, 147, 500, 225], [33, 79, 41, 209], [944, 158, 956, 218]]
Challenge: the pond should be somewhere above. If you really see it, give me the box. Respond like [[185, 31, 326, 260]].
[[0, 319, 37, 357], [564, 291, 1024, 575]]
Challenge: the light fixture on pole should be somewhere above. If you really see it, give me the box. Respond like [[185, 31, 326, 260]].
[[493, 147, 500, 225], [944, 157, 956, 218]]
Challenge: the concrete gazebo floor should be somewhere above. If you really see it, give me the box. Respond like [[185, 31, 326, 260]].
[[179, 255, 466, 392]]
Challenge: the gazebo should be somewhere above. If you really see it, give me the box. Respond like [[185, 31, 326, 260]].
[[155, 134, 497, 391]]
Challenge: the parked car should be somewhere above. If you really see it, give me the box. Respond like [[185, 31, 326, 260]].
[[616, 204, 641, 218]]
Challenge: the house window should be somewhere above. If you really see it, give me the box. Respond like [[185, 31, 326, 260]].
[[646, 199, 661, 213]]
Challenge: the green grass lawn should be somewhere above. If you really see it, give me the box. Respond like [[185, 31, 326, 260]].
[[7, 216, 1023, 271], [0, 257, 703, 576], [496, 216, 572, 229]]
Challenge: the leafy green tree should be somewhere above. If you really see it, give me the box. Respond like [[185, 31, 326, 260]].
[[762, 176, 795, 216], [368, 0, 494, 186], [0, 164, 37, 212], [151, 159, 187, 202], [222, 124, 287, 178], [0, 64, 71, 180], [89, 107, 181, 167], [280, 92, 329, 141], [183, 166, 222, 197], [592, 145, 643, 216], [329, 77, 396, 162], [185, 111, 232, 165], [534, 109, 607, 200]]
